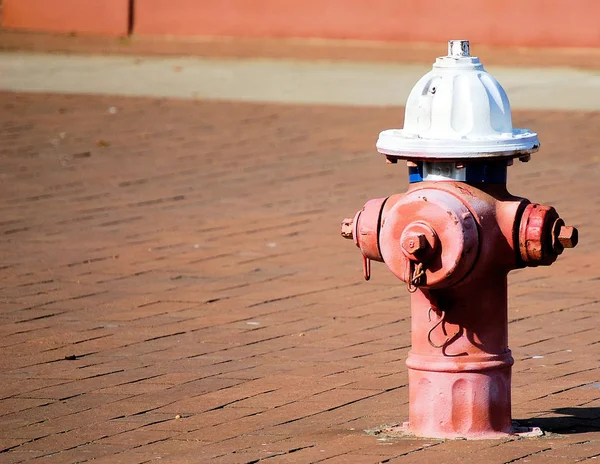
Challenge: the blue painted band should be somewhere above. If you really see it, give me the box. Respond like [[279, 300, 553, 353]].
[[463, 163, 507, 183], [408, 162, 507, 183], [408, 165, 423, 183]]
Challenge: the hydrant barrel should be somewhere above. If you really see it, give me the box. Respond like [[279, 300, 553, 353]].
[[341, 40, 578, 439]]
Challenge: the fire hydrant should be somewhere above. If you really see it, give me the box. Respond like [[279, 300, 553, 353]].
[[341, 40, 578, 439]]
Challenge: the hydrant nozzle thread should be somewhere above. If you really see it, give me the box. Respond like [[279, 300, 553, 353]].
[[519, 204, 579, 266]]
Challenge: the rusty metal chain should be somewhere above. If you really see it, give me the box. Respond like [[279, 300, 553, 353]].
[[427, 306, 462, 349], [427, 307, 447, 348], [406, 262, 456, 349], [407, 261, 425, 293]]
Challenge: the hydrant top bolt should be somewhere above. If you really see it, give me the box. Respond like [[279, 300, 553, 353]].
[[448, 39, 470, 57], [558, 225, 578, 249]]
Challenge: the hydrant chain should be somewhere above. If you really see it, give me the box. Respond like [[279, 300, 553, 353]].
[[426, 307, 461, 350], [427, 307, 448, 349], [407, 261, 425, 293]]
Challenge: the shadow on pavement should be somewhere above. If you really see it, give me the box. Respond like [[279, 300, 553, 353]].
[[519, 408, 600, 434]]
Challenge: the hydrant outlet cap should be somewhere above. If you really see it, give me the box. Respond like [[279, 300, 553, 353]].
[[377, 40, 540, 160]]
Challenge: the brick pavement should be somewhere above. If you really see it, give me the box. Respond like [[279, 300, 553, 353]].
[[0, 92, 598, 463]]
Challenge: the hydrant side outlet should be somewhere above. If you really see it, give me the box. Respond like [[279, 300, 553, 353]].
[[341, 40, 579, 439]]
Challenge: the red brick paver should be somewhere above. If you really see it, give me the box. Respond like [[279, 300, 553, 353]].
[[0, 92, 599, 463]]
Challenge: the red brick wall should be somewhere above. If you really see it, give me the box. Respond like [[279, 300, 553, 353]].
[[3, 0, 600, 48], [133, 0, 600, 48], [2, 0, 129, 36]]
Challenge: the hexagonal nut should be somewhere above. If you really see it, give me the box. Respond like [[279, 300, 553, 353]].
[[558, 226, 578, 249], [341, 218, 354, 239], [401, 232, 427, 254]]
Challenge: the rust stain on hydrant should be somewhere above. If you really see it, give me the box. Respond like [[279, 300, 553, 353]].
[[341, 40, 579, 440]]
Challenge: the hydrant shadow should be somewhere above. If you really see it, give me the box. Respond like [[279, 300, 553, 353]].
[[517, 407, 600, 434]]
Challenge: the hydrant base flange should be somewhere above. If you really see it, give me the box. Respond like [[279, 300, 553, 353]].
[[407, 368, 512, 439], [377, 422, 545, 440]]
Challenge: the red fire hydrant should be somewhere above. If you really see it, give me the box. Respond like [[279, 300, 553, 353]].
[[341, 40, 578, 439]]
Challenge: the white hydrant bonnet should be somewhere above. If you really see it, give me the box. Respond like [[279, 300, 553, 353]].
[[377, 40, 540, 160]]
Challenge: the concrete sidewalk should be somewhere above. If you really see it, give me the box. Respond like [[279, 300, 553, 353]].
[[1, 52, 600, 110]]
